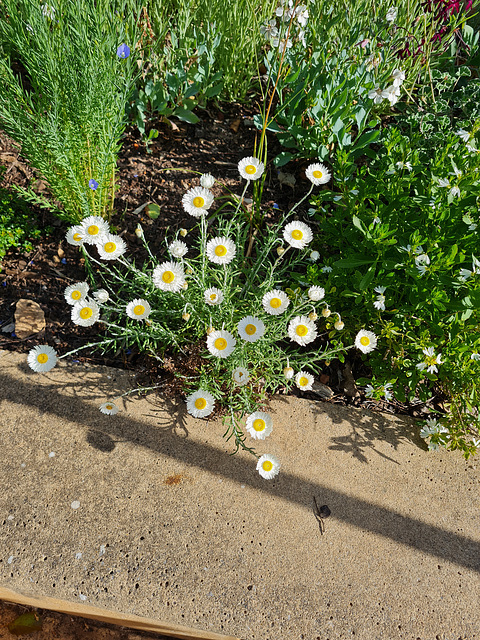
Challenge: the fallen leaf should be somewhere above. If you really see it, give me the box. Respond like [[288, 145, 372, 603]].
[[230, 118, 241, 133], [14, 299, 45, 339], [8, 612, 43, 636]]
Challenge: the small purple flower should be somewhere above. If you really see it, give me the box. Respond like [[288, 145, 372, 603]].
[[61, 258, 67, 264], [89, 178, 98, 190], [116, 43, 130, 59]]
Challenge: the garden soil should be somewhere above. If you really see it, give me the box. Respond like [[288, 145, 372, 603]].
[[1, 349, 479, 640]]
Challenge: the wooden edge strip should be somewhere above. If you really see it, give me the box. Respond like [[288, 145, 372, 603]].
[[0, 587, 241, 640]]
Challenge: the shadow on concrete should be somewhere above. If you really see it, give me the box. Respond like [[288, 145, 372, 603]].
[[1, 365, 479, 574]]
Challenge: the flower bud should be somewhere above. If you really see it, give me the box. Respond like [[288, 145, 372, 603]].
[[182, 282, 188, 290], [309, 312, 318, 321], [310, 250, 320, 262], [180, 228, 188, 237], [182, 312, 190, 321], [284, 366, 294, 379], [334, 320, 345, 330], [206, 326, 215, 335], [135, 224, 144, 238], [322, 307, 331, 318], [277, 246, 285, 256]]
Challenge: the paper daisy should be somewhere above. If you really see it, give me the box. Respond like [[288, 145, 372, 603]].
[[355, 330, 377, 354], [169, 240, 188, 258], [182, 187, 214, 217], [246, 412, 273, 440], [233, 367, 249, 386], [262, 289, 290, 316], [308, 286, 325, 301], [99, 401, 119, 415], [200, 173, 215, 188], [152, 261, 186, 292], [80, 216, 110, 245], [93, 289, 109, 304], [305, 162, 331, 186], [295, 370, 314, 391], [206, 237, 236, 265], [126, 299, 151, 320], [237, 316, 265, 343], [288, 316, 317, 346], [238, 157, 264, 181], [204, 287, 224, 306], [206, 329, 236, 358], [64, 282, 89, 305], [283, 221, 313, 249], [65, 225, 84, 246], [96, 233, 127, 260], [71, 298, 100, 327], [186, 389, 215, 418], [256, 454, 281, 480], [27, 345, 58, 373]]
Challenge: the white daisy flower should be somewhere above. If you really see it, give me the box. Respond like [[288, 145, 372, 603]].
[[368, 86, 384, 104], [237, 316, 265, 343], [416, 346, 442, 374], [288, 316, 317, 346], [27, 345, 58, 373], [283, 221, 313, 249], [308, 285, 325, 301], [392, 69, 405, 87], [262, 289, 290, 315], [182, 187, 214, 217], [71, 298, 100, 327], [295, 4, 309, 27], [64, 282, 89, 305], [295, 370, 314, 391], [126, 299, 151, 320], [206, 329, 236, 358], [152, 261, 186, 292], [65, 225, 84, 246], [233, 367, 249, 386], [272, 37, 293, 53], [470, 353, 480, 361], [96, 234, 127, 260], [355, 330, 377, 354], [93, 289, 109, 304], [186, 389, 215, 418], [204, 287, 224, 306], [310, 250, 320, 261], [169, 240, 188, 258], [386, 7, 397, 22], [256, 454, 281, 480], [200, 173, 215, 189], [284, 366, 294, 379], [245, 412, 273, 440], [80, 216, 110, 245], [238, 157, 265, 181], [99, 401, 119, 416], [206, 236, 236, 265], [305, 162, 331, 185]]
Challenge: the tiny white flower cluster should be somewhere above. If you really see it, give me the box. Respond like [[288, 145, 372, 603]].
[[260, 0, 309, 50], [368, 68, 405, 107]]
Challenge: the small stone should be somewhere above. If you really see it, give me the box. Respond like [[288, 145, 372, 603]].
[[49, 452, 55, 458], [71, 500, 80, 510], [14, 299, 45, 339]]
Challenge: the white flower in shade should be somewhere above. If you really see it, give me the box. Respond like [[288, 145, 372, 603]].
[[310, 250, 320, 261], [169, 240, 188, 258], [373, 286, 386, 311], [64, 282, 89, 305], [272, 37, 293, 53], [99, 401, 119, 416], [283, 221, 313, 249], [470, 353, 480, 361], [365, 384, 375, 398], [288, 316, 317, 346], [392, 69, 405, 86], [80, 216, 110, 245], [237, 316, 265, 342], [381, 84, 401, 105], [96, 234, 127, 260], [417, 346, 442, 374], [334, 320, 345, 330], [438, 177, 450, 188], [260, 18, 278, 39], [322, 265, 332, 273], [27, 345, 58, 373], [456, 129, 470, 143], [66, 225, 84, 246], [41, 3, 55, 19], [262, 289, 290, 316], [186, 389, 215, 418], [152, 261, 186, 292], [308, 285, 325, 301], [256, 454, 281, 480], [284, 366, 294, 379], [368, 86, 384, 104], [200, 173, 215, 189], [305, 162, 331, 185], [396, 161, 412, 171], [415, 253, 430, 276], [93, 289, 109, 304], [233, 367, 249, 386], [71, 298, 100, 327], [295, 4, 309, 27], [355, 330, 377, 354], [295, 370, 314, 391], [206, 236, 236, 265], [386, 7, 397, 22], [206, 329, 236, 358], [246, 412, 273, 440], [450, 186, 461, 198], [126, 299, 151, 320], [204, 287, 224, 305], [182, 187, 214, 217], [238, 157, 264, 181]]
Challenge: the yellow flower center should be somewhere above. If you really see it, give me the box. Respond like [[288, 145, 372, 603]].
[[71, 290, 81, 300], [291, 229, 303, 240], [312, 170, 323, 179], [106, 404, 113, 411], [215, 245, 227, 257], [87, 225, 99, 236], [73, 233, 82, 242], [253, 419, 265, 432], [238, 371, 244, 378], [214, 337, 227, 351], [245, 324, 257, 335], [299, 376, 309, 387], [80, 307, 93, 319], [296, 324, 308, 337], [193, 196, 205, 208], [162, 270, 174, 283], [133, 305, 145, 316], [210, 294, 217, 301], [262, 460, 273, 472], [245, 164, 256, 175], [37, 353, 48, 364], [270, 298, 282, 309], [104, 242, 116, 253], [195, 398, 207, 410], [360, 336, 370, 346]]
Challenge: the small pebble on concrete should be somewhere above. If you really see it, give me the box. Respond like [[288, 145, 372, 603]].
[[71, 500, 80, 510]]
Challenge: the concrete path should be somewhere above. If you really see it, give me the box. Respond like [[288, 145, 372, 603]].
[[0, 349, 479, 640]]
